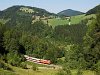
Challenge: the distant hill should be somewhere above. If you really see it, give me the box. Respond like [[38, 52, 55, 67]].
[[0, 5, 56, 19], [86, 4, 100, 15], [0, 5, 57, 29], [58, 9, 84, 16]]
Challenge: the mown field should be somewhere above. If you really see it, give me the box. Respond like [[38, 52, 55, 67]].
[[0, 68, 95, 75], [32, 14, 86, 28], [0, 65, 58, 75], [48, 14, 96, 28], [0, 61, 95, 75], [48, 14, 85, 27]]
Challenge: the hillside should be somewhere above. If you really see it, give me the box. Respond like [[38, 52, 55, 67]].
[[48, 14, 85, 27], [0, 5, 56, 19], [0, 4, 100, 75], [86, 4, 100, 15], [58, 9, 84, 16], [0, 5, 57, 29], [0, 5, 85, 28]]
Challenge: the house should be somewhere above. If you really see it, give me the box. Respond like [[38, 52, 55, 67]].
[[65, 16, 71, 25], [65, 16, 71, 20]]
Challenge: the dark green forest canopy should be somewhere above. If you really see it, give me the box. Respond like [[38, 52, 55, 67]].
[[54, 23, 87, 44], [58, 9, 84, 16], [86, 4, 100, 15], [83, 13, 100, 70], [0, 5, 56, 19]]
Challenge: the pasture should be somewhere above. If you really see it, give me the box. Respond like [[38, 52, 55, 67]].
[[48, 14, 85, 27], [0, 68, 95, 75], [0, 61, 95, 75]]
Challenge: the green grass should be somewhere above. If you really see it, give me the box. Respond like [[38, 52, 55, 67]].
[[71, 70, 95, 75], [71, 14, 85, 24], [0, 69, 18, 75], [32, 14, 85, 28], [83, 14, 96, 25], [83, 70, 95, 75], [83, 14, 96, 20], [48, 19, 68, 27], [33, 14, 95, 28], [48, 14, 85, 28], [48, 14, 96, 28], [10, 65, 57, 75], [0, 64, 95, 75]]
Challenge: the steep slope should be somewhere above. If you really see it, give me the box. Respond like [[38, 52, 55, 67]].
[[58, 9, 84, 16], [86, 4, 100, 15]]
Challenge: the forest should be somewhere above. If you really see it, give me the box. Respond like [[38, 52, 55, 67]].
[[0, 4, 100, 75]]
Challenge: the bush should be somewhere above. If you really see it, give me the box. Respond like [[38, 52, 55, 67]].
[[57, 59, 64, 65], [0, 60, 4, 68], [61, 64, 72, 75], [56, 68, 72, 75], [94, 61, 100, 75], [0, 60, 12, 71], [20, 62, 27, 69], [64, 69, 72, 75], [32, 64, 38, 71], [7, 52, 21, 67], [0, 69, 17, 75], [56, 69, 66, 75], [77, 69, 83, 75]]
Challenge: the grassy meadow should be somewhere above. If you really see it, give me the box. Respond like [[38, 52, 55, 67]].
[[0, 67, 95, 75], [48, 14, 85, 27], [0, 61, 95, 75], [47, 14, 96, 28]]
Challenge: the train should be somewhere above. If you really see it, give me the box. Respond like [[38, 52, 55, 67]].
[[24, 55, 51, 65]]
